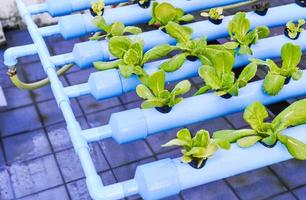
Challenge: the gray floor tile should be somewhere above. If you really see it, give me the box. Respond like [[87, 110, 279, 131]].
[[1, 87, 32, 110], [227, 167, 287, 200], [67, 171, 116, 200], [86, 106, 125, 127], [3, 129, 51, 164], [268, 192, 296, 200], [9, 155, 63, 198], [293, 185, 306, 200], [0, 169, 14, 200], [271, 159, 306, 189], [56, 144, 109, 182], [18, 185, 69, 200], [78, 95, 121, 114], [181, 180, 238, 200], [0, 106, 42, 136], [99, 138, 153, 168]]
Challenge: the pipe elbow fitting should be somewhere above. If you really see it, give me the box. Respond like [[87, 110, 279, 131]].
[[4, 44, 38, 68]]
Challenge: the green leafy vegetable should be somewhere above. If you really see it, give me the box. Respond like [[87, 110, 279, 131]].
[[91, 0, 104, 16], [285, 19, 305, 39], [149, 2, 194, 28], [228, 12, 270, 55], [93, 36, 177, 80], [213, 100, 306, 160], [250, 43, 302, 96], [90, 16, 142, 40], [195, 51, 257, 96], [136, 70, 191, 109], [200, 8, 224, 20], [162, 128, 230, 168], [158, 22, 236, 72]]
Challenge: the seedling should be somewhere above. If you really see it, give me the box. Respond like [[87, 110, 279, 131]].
[[136, 70, 191, 113], [94, 36, 177, 82], [137, 0, 151, 9], [284, 19, 305, 40], [149, 2, 194, 28], [250, 43, 302, 96], [296, 0, 306, 7], [162, 128, 231, 168], [228, 12, 270, 55], [252, 1, 270, 16], [158, 22, 236, 72], [90, 17, 142, 40], [213, 100, 306, 160], [195, 51, 257, 98], [201, 8, 224, 25], [90, 0, 105, 16]]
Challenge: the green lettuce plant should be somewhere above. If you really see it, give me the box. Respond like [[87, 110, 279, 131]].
[[136, 70, 191, 110], [149, 2, 194, 28], [228, 12, 270, 55], [200, 8, 224, 20], [195, 51, 258, 97], [162, 128, 231, 168], [213, 100, 306, 160], [94, 36, 177, 81], [90, 17, 142, 40], [285, 19, 305, 39], [91, 0, 104, 16], [250, 43, 303, 96], [157, 22, 237, 72]]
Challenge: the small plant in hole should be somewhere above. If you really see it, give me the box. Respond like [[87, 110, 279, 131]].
[[90, 16, 142, 40], [284, 19, 305, 40], [250, 43, 302, 96], [90, 0, 105, 16], [136, 70, 191, 113], [194, 51, 257, 98], [201, 8, 224, 25], [213, 100, 306, 160], [228, 12, 270, 55], [162, 128, 231, 169], [157, 22, 237, 72], [136, 0, 151, 9], [252, 1, 270, 16], [149, 2, 194, 29], [93, 36, 177, 82]]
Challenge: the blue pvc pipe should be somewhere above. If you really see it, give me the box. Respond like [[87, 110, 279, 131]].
[[63, 31, 306, 100], [27, 0, 129, 17], [81, 71, 306, 144], [121, 124, 306, 199], [39, 0, 247, 39], [49, 3, 306, 68]]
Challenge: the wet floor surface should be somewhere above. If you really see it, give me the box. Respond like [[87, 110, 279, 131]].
[[0, 0, 306, 199]]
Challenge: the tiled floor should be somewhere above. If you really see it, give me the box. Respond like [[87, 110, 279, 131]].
[[0, 0, 306, 199]]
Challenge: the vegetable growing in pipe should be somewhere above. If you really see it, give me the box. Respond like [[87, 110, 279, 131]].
[[200, 8, 224, 25], [93, 36, 177, 82], [284, 19, 305, 40], [213, 100, 306, 160], [228, 12, 270, 55], [162, 128, 231, 168], [194, 51, 258, 97], [90, 16, 142, 40], [158, 22, 236, 72], [148, 2, 194, 29], [136, 0, 151, 9], [250, 43, 303, 96], [136, 70, 191, 113], [90, 0, 105, 17]]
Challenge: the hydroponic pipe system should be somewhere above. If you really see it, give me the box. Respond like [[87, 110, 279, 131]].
[[80, 71, 306, 143], [39, 0, 248, 38], [48, 3, 306, 68], [5, 0, 306, 200], [5, 3, 306, 69], [63, 32, 306, 100], [27, 0, 129, 16]]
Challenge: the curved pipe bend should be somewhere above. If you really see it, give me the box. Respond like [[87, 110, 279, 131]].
[[3, 44, 37, 67]]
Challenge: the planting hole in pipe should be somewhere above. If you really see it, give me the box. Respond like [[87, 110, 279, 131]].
[[155, 106, 172, 114], [188, 158, 208, 169], [137, 0, 151, 9], [201, 8, 224, 25], [259, 140, 278, 148], [186, 55, 198, 62], [296, 0, 306, 7], [252, 1, 270, 16], [284, 28, 301, 40]]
